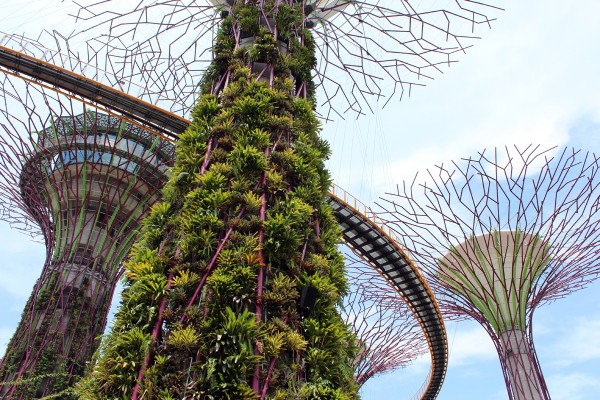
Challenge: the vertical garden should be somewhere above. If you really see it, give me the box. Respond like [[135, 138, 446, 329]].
[[78, 1, 359, 398]]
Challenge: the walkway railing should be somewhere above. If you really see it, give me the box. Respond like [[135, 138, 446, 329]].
[[328, 183, 448, 400], [329, 183, 416, 258]]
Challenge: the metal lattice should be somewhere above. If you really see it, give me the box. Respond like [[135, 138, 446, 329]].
[[3, 0, 503, 120]]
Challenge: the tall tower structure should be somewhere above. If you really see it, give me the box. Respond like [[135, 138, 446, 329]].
[[0, 86, 174, 398], [379, 146, 600, 400]]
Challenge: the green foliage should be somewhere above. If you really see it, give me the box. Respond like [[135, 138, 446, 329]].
[[77, 4, 358, 399], [229, 144, 268, 178], [167, 326, 200, 350], [207, 263, 257, 309], [233, 3, 260, 33], [171, 270, 201, 289], [249, 27, 280, 63], [179, 228, 218, 259], [276, 3, 304, 40], [191, 94, 221, 123], [80, 327, 151, 398]]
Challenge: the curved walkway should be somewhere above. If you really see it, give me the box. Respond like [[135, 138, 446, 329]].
[[0, 44, 187, 140], [0, 45, 448, 399], [328, 184, 447, 400]]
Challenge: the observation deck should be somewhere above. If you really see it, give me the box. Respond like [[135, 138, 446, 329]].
[[0, 44, 448, 399]]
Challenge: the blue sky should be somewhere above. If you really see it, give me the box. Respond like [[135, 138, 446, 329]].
[[2, 1, 600, 399], [326, 2, 600, 398]]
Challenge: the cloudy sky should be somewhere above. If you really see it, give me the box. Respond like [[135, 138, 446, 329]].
[[328, 1, 600, 398], [2, 1, 600, 399]]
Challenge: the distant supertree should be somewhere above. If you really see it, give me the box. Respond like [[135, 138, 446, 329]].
[[0, 79, 174, 398], [378, 146, 600, 400], [342, 252, 426, 386]]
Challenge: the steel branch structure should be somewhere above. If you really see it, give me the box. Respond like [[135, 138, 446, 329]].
[[378, 146, 600, 400], [343, 253, 426, 387], [0, 79, 174, 398], [68, 0, 502, 119]]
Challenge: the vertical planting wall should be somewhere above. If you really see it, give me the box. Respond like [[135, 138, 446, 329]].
[[79, 2, 359, 399]]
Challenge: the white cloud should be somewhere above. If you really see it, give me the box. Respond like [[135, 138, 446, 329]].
[[0, 224, 45, 301], [0, 326, 15, 358], [557, 318, 600, 364], [359, 353, 432, 400], [539, 315, 600, 368], [447, 322, 498, 367], [546, 372, 600, 400], [0, 264, 41, 304]]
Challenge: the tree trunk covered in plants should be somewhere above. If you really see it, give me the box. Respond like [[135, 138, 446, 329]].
[[0, 266, 115, 399], [77, 2, 359, 399]]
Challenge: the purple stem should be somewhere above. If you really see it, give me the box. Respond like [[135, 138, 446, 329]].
[[200, 136, 214, 175], [260, 356, 278, 400], [179, 205, 247, 324], [252, 146, 271, 394], [132, 270, 174, 400]]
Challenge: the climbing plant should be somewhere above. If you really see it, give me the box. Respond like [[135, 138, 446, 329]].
[[77, 1, 359, 399]]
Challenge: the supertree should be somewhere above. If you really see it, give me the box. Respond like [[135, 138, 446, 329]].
[[378, 145, 600, 400], [342, 252, 426, 386], [0, 0, 503, 397], [0, 77, 175, 398]]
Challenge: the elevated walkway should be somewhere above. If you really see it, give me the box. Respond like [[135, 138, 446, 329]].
[[0, 44, 187, 140], [328, 185, 447, 399]]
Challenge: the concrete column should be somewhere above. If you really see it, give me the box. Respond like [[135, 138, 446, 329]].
[[499, 329, 544, 400]]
